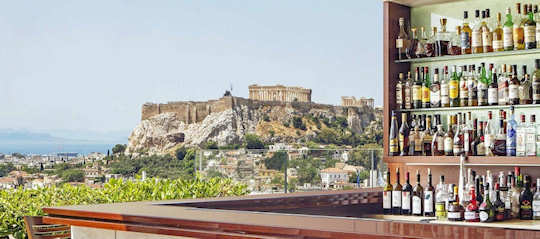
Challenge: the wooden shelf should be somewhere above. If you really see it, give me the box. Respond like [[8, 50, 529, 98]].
[[384, 156, 540, 167], [394, 48, 540, 64], [396, 104, 540, 113], [384, 0, 463, 8]]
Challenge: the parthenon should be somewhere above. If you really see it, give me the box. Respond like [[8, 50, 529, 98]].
[[248, 85, 312, 103], [341, 96, 374, 108]]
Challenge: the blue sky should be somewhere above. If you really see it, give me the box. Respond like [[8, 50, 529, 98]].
[[0, 0, 383, 140]]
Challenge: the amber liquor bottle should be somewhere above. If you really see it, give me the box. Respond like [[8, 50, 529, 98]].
[[399, 113, 410, 156]]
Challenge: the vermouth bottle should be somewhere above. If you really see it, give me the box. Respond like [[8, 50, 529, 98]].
[[503, 7, 514, 51], [524, 4, 537, 49], [402, 171, 413, 215], [533, 59, 540, 104], [488, 71, 499, 106], [430, 68, 441, 108], [412, 170, 424, 216], [461, 11, 472, 54], [422, 67, 431, 108], [424, 168, 435, 217], [399, 113, 410, 156], [392, 168, 402, 215], [389, 111, 399, 156], [396, 73, 404, 109], [383, 169, 392, 214]]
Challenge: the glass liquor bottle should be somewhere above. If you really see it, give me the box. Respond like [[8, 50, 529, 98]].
[[422, 67, 431, 108], [526, 115, 537, 156], [449, 26, 462, 55], [392, 168, 402, 215], [430, 68, 441, 108], [399, 113, 410, 156], [505, 174, 513, 219], [412, 170, 424, 216], [425, 27, 437, 57], [493, 183, 505, 221], [383, 169, 392, 214], [464, 112, 473, 156], [447, 185, 463, 221], [493, 115, 507, 156], [514, 3, 525, 50], [479, 183, 495, 222], [498, 64, 509, 106], [413, 67, 422, 109], [493, 12, 504, 52], [465, 182, 480, 222], [402, 171, 413, 215], [435, 175, 447, 220], [453, 114, 464, 156], [524, 4, 537, 49], [516, 114, 527, 157], [533, 178, 540, 219], [404, 72, 413, 109], [437, 18, 450, 56], [389, 111, 399, 156], [478, 63, 489, 106], [507, 106, 518, 156], [449, 66, 460, 107], [504, 7, 515, 51], [533, 59, 540, 104], [441, 66, 450, 107], [406, 28, 418, 59], [468, 65, 478, 106], [509, 65, 520, 105], [519, 65, 532, 104], [488, 70, 499, 106], [432, 123, 445, 156], [444, 116, 455, 156], [471, 119, 480, 156], [481, 10, 493, 53], [396, 17, 409, 60], [520, 175, 533, 220], [415, 27, 427, 58], [422, 116, 433, 156], [472, 10, 483, 54], [461, 11, 472, 54], [460, 65, 469, 107], [396, 73, 404, 109], [511, 171, 521, 218], [536, 5, 540, 47], [424, 168, 435, 217], [485, 111, 496, 156], [412, 122, 422, 156]]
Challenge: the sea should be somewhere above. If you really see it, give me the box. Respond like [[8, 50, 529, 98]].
[[0, 143, 116, 155]]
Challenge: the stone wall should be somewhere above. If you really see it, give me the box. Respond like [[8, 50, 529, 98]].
[[341, 96, 375, 108], [248, 84, 311, 102]]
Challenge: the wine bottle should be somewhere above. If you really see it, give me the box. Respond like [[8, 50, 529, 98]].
[[465, 180, 480, 222], [412, 170, 424, 216], [493, 183, 505, 221], [424, 168, 435, 217], [389, 111, 399, 156], [383, 169, 392, 214], [402, 171, 413, 215], [392, 168, 403, 215]]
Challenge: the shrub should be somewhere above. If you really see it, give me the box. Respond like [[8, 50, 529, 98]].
[[0, 175, 248, 239], [263, 115, 271, 122], [244, 134, 265, 149]]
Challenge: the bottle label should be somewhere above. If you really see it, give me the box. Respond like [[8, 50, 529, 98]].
[[422, 86, 430, 103], [533, 200, 540, 214], [444, 137, 453, 153], [517, 131, 526, 156], [404, 88, 412, 108], [414, 136, 422, 152], [436, 137, 444, 152], [472, 30, 482, 47], [464, 133, 470, 152], [504, 26, 513, 48], [525, 26, 536, 44], [449, 80, 459, 99], [493, 40, 503, 50], [484, 134, 494, 155], [498, 79, 508, 104], [537, 24, 540, 44], [482, 30, 492, 47], [479, 211, 489, 221], [460, 84, 469, 99], [435, 202, 446, 218], [488, 88, 498, 104], [447, 211, 461, 219], [477, 142, 486, 155], [392, 190, 402, 207], [402, 191, 411, 210], [526, 132, 536, 156], [396, 86, 403, 106], [390, 138, 399, 153], [509, 84, 519, 100], [396, 39, 404, 49], [441, 83, 449, 105], [507, 127, 516, 154], [505, 200, 511, 209], [430, 86, 440, 106], [412, 196, 422, 214], [519, 84, 531, 101], [424, 191, 433, 213], [533, 81, 540, 100], [464, 211, 478, 220], [413, 85, 422, 101], [383, 191, 391, 209], [460, 31, 470, 50], [399, 134, 408, 154]]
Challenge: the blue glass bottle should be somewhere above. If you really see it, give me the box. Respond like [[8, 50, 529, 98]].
[[506, 106, 517, 156]]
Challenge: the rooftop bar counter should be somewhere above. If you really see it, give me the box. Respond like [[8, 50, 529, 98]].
[[43, 188, 540, 239]]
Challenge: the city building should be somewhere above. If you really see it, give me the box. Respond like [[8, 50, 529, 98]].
[[320, 167, 349, 189], [341, 96, 374, 108], [249, 85, 312, 102]]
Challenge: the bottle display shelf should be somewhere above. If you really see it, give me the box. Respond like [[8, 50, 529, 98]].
[[395, 48, 540, 64]]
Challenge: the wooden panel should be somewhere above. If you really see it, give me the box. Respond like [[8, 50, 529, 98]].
[[384, 0, 464, 7]]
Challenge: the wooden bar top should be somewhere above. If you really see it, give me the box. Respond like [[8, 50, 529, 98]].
[[42, 188, 540, 239]]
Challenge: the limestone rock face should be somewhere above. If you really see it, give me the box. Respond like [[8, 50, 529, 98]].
[[126, 98, 381, 155]]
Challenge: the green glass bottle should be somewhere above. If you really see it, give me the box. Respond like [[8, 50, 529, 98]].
[[449, 66, 461, 107]]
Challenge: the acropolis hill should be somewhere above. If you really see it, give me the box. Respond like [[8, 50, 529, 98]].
[[129, 92, 380, 155]]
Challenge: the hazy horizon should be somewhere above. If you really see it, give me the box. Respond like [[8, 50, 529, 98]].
[[0, 1, 383, 143]]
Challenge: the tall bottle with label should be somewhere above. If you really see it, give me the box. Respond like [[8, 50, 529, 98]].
[[423, 116, 433, 156], [514, 3, 525, 50], [526, 115, 537, 156], [481, 10, 493, 53], [520, 175, 533, 220], [441, 66, 450, 107], [392, 168, 402, 215], [524, 4, 537, 49], [453, 114, 464, 156], [389, 111, 399, 156], [498, 65, 509, 106], [435, 175, 447, 220], [468, 65, 478, 106], [479, 183, 495, 222], [516, 114, 527, 157], [399, 113, 410, 156], [383, 169, 392, 214], [430, 68, 441, 108], [465, 179, 480, 222], [396, 73, 404, 109], [485, 111, 496, 156], [533, 60, 540, 104], [412, 170, 424, 216], [402, 171, 413, 215], [462, 11, 472, 54], [396, 17, 409, 60], [405, 72, 413, 109], [450, 66, 460, 107], [460, 66, 469, 107], [488, 70, 499, 106], [472, 10, 483, 54], [533, 178, 540, 220], [413, 67, 422, 109], [422, 67, 431, 108], [492, 12, 504, 52], [509, 65, 521, 105], [519, 65, 532, 104], [444, 116, 455, 156], [504, 7, 514, 51], [478, 63, 489, 106], [424, 168, 435, 217], [507, 106, 518, 156], [493, 183, 505, 221]]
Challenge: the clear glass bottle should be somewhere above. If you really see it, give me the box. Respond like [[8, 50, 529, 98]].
[[519, 65, 532, 104], [407, 28, 418, 59], [449, 26, 462, 55], [430, 68, 441, 108], [507, 106, 518, 156], [482, 10, 493, 53], [437, 18, 451, 56], [396, 17, 409, 60], [426, 27, 437, 57], [435, 175, 447, 220], [472, 10, 484, 53], [415, 27, 427, 58], [462, 11, 472, 54], [493, 12, 504, 52], [516, 114, 527, 157], [498, 65, 509, 106], [485, 111, 496, 156], [533, 178, 540, 219], [526, 115, 537, 156], [404, 72, 413, 109]]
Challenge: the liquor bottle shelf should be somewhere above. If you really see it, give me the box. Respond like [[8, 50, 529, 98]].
[[384, 156, 540, 167], [395, 104, 540, 113], [385, 0, 463, 8], [394, 48, 540, 64]]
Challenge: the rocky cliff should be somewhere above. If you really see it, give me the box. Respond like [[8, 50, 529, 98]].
[[126, 96, 381, 155]]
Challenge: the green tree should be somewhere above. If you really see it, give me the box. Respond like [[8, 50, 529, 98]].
[[112, 144, 127, 154], [263, 151, 288, 171], [244, 134, 264, 149], [0, 163, 15, 177], [203, 141, 218, 150], [61, 169, 84, 182]]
